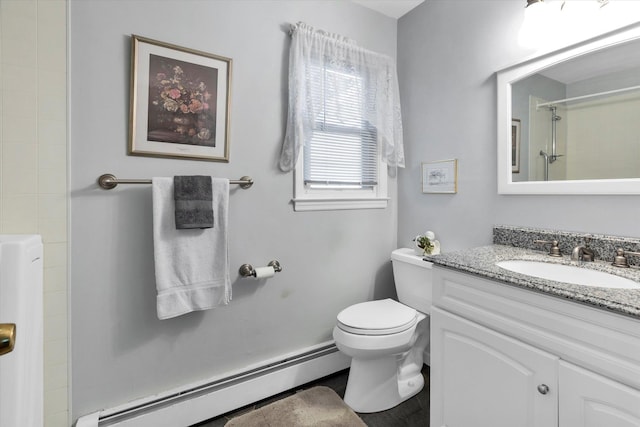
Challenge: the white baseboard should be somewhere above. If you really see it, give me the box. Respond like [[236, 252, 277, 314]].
[[76, 342, 350, 427]]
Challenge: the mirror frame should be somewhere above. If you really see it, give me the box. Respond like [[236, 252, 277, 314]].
[[497, 23, 640, 195]]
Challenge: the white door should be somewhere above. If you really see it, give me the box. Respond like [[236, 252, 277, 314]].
[[560, 361, 640, 427], [0, 235, 43, 427], [431, 307, 558, 427]]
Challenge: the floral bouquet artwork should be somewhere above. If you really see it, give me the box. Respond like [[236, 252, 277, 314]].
[[129, 35, 231, 161], [147, 54, 218, 147]]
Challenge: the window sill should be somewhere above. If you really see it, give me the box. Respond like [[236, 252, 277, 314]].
[[292, 197, 389, 212]]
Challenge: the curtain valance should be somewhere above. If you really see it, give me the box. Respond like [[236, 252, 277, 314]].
[[279, 22, 405, 172]]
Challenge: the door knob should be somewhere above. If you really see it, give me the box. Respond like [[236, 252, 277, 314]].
[[0, 323, 16, 356], [537, 384, 550, 395]]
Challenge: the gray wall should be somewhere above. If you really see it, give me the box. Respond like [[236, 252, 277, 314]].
[[397, 0, 640, 253], [70, 0, 398, 418]]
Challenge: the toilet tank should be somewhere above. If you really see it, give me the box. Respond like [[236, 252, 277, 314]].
[[391, 248, 433, 314]]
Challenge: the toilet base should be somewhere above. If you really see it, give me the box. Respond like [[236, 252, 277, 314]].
[[343, 355, 424, 413], [339, 316, 430, 413]]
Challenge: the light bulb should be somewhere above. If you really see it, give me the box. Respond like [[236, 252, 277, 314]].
[[519, 1, 552, 48]]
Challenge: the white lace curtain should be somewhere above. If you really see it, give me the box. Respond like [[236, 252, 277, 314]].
[[278, 22, 405, 172]]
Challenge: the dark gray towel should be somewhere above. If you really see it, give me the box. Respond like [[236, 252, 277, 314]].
[[174, 176, 213, 229]]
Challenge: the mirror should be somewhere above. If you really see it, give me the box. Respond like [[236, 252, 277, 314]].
[[497, 24, 640, 194]]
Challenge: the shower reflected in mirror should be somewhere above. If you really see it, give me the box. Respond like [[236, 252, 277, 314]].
[[511, 37, 640, 183]]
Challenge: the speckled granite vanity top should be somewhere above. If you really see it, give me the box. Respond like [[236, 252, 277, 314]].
[[424, 226, 640, 319]]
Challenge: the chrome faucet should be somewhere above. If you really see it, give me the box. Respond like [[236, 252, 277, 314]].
[[571, 238, 594, 262]]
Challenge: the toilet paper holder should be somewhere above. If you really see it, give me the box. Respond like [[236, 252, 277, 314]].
[[239, 260, 282, 278]]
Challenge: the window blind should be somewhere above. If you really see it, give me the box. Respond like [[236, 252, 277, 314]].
[[303, 65, 378, 188]]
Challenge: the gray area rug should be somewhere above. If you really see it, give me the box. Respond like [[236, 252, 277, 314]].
[[224, 386, 367, 426]]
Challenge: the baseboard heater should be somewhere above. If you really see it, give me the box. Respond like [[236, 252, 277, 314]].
[[75, 341, 350, 427]]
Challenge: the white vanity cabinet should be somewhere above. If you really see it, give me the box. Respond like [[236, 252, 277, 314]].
[[432, 307, 558, 427], [430, 267, 640, 427], [559, 362, 640, 426]]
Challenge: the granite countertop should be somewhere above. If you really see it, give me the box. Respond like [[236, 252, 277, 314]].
[[424, 245, 640, 319]]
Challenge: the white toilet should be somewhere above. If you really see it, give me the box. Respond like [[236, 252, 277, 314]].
[[333, 247, 433, 413]]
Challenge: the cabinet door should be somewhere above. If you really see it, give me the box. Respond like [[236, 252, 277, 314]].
[[560, 361, 640, 427], [431, 307, 558, 427]]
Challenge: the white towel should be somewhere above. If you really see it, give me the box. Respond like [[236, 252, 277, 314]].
[[152, 177, 231, 319]]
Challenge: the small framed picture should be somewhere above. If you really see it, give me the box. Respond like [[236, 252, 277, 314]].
[[422, 159, 458, 194], [129, 35, 232, 162], [511, 118, 521, 173]]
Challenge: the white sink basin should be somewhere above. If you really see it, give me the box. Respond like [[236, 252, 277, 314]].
[[495, 260, 640, 289]]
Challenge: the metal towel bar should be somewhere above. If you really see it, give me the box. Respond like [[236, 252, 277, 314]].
[[97, 173, 254, 190]]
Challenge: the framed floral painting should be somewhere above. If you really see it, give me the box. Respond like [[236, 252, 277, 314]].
[[129, 35, 232, 161]]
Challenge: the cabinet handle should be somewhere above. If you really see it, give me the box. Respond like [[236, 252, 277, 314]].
[[537, 384, 550, 395]]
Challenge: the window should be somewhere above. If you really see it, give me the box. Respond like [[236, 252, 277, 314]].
[[304, 67, 378, 185], [280, 22, 404, 211], [295, 63, 386, 211]]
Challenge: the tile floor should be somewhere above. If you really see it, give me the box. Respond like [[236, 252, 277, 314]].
[[193, 365, 430, 426]]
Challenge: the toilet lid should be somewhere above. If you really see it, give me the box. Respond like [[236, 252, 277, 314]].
[[336, 299, 418, 336]]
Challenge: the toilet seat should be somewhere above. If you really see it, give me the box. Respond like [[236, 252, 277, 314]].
[[336, 299, 418, 336]]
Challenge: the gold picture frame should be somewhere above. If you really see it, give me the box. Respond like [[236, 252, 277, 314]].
[[422, 159, 458, 194], [128, 35, 232, 162]]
